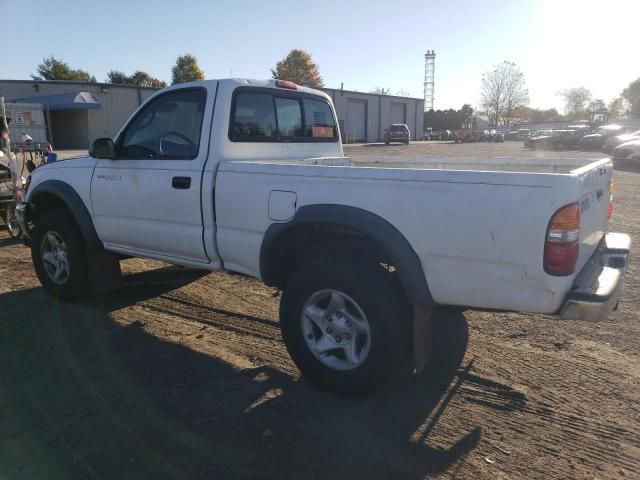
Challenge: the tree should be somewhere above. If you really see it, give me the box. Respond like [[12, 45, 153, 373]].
[[106, 70, 129, 84], [424, 107, 467, 131], [369, 87, 390, 95], [608, 97, 627, 120], [129, 71, 166, 88], [32, 56, 95, 82], [271, 49, 323, 87], [461, 104, 474, 123], [480, 61, 529, 127], [587, 98, 606, 113], [107, 69, 167, 88], [622, 77, 640, 118], [171, 54, 205, 85], [396, 89, 411, 97], [559, 87, 591, 119]]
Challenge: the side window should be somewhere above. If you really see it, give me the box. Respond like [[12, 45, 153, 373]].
[[303, 98, 337, 140], [119, 88, 206, 159], [275, 98, 303, 137], [231, 93, 276, 139]]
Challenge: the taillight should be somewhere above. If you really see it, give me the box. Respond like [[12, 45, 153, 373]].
[[608, 177, 614, 218], [544, 203, 580, 276], [275, 79, 298, 90]]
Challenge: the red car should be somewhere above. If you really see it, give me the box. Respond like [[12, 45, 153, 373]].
[[384, 124, 410, 144]]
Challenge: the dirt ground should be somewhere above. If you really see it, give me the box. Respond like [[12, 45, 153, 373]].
[[0, 141, 638, 480]]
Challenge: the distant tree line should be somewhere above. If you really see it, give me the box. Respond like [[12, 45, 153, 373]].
[[31, 53, 207, 86], [424, 104, 473, 130], [30, 49, 325, 88]]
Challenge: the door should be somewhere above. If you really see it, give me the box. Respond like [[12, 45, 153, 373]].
[[346, 100, 367, 142], [390, 102, 406, 125], [91, 86, 215, 263]]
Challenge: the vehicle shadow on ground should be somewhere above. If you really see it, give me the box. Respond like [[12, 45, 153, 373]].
[[362, 143, 410, 147], [0, 234, 21, 248], [0, 266, 526, 479]]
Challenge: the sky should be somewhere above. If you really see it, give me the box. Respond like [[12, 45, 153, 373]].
[[2, 0, 639, 113]]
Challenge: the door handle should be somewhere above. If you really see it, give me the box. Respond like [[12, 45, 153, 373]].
[[172, 176, 191, 189]]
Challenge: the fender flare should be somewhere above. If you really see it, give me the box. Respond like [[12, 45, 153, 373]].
[[28, 179, 102, 252], [260, 204, 432, 306]]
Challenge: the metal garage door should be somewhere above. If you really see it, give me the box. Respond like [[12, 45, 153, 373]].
[[346, 100, 367, 142], [390, 102, 406, 124]]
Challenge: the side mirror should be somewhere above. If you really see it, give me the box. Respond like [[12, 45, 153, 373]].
[[89, 138, 116, 159]]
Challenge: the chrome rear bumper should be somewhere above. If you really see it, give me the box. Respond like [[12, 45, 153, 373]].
[[559, 232, 630, 321]]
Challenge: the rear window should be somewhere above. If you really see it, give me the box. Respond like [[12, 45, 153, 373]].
[[230, 88, 337, 142], [390, 125, 408, 132]]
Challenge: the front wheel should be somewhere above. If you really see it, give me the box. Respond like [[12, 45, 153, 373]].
[[4, 203, 22, 238], [280, 256, 411, 395], [31, 208, 89, 301]]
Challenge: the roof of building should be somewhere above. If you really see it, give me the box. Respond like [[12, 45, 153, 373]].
[[12, 91, 102, 110]]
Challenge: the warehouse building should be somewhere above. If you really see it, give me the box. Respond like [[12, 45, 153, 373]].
[[0, 79, 157, 148], [0, 79, 424, 148], [324, 88, 424, 142]]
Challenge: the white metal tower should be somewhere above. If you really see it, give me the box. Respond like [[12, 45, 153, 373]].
[[424, 50, 436, 111]]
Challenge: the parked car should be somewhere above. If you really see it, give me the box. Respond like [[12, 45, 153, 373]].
[[453, 129, 481, 143], [612, 139, 640, 161], [524, 129, 553, 147], [579, 125, 637, 151], [385, 124, 410, 144], [527, 129, 591, 150], [16, 78, 630, 395], [603, 129, 640, 154]]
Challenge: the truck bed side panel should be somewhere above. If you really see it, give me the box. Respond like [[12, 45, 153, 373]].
[[216, 162, 586, 314]]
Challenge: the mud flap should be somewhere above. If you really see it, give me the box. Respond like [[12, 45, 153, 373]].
[[413, 305, 433, 372], [88, 248, 123, 294]]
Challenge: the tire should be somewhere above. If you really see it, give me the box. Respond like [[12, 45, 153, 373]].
[[31, 208, 89, 301], [5, 204, 22, 238], [280, 256, 411, 395]]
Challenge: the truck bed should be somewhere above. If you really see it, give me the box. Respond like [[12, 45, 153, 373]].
[[218, 155, 612, 314]]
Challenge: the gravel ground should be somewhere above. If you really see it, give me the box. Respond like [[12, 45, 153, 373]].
[[0, 141, 637, 480]]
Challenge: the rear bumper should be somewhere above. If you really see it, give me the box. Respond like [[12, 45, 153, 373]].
[[559, 232, 630, 321]]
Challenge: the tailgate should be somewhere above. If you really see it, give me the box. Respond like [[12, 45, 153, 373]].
[[574, 159, 612, 273]]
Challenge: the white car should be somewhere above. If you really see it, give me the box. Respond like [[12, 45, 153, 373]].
[[612, 139, 640, 161], [16, 78, 631, 395]]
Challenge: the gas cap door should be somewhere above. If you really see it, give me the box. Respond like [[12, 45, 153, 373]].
[[268, 190, 297, 221]]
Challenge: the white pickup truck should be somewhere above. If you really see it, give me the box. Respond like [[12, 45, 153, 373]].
[[17, 79, 630, 394]]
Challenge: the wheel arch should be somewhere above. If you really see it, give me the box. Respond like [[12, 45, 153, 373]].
[[28, 180, 102, 252], [260, 204, 432, 307]]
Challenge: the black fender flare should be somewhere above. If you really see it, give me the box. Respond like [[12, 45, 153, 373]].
[[260, 204, 432, 307], [28, 179, 102, 252]]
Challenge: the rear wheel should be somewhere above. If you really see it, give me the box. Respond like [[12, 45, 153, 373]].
[[280, 256, 411, 395], [31, 208, 89, 301]]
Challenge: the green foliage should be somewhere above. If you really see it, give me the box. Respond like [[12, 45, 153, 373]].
[[271, 49, 323, 87], [622, 78, 640, 118], [608, 97, 627, 119], [171, 54, 205, 85], [424, 105, 472, 130], [32, 56, 95, 82], [107, 69, 166, 88]]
